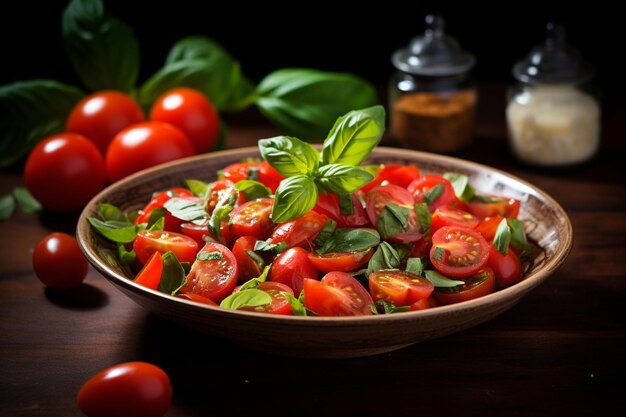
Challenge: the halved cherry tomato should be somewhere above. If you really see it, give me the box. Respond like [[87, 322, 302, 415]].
[[430, 226, 489, 277], [487, 245, 523, 288], [474, 215, 505, 241], [408, 174, 463, 212], [269, 211, 328, 249], [430, 206, 479, 234], [177, 293, 218, 306], [221, 161, 284, 193], [361, 164, 421, 192], [205, 179, 245, 215], [433, 266, 496, 305], [134, 252, 163, 290], [369, 269, 434, 306], [232, 236, 265, 280], [313, 192, 369, 228], [366, 185, 422, 243], [467, 195, 521, 219], [268, 247, 318, 294], [133, 230, 198, 265], [308, 248, 373, 273], [222, 161, 257, 183], [134, 189, 196, 232], [229, 198, 274, 240], [181, 242, 238, 302], [236, 282, 294, 315], [180, 220, 237, 247], [303, 272, 373, 316]]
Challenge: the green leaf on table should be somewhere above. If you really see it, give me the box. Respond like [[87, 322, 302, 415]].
[[406, 257, 424, 276], [158, 251, 187, 295], [255, 68, 377, 140], [443, 172, 475, 203], [87, 217, 145, 243], [317, 228, 380, 255], [508, 218, 530, 252], [220, 288, 272, 311], [234, 180, 271, 201], [0, 194, 16, 220], [424, 270, 465, 288], [0, 80, 84, 167], [316, 164, 373, 194], [62, 0, 139, 92], [367, 242, 401, 277], [493, 218, 511, 255], [271, 175, 317, 223], [376, 203, 411, 240], [13, 187, 42, 214], [258, 136, 319, 178]]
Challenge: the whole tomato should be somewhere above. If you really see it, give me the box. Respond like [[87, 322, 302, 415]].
[[24, 133, 106, 212], [33, 233, 88, 290], [66, 91, 144, 154], [105, 121, 195, 183], [77, 361, 172, 417], [150, 87, 220, 153]]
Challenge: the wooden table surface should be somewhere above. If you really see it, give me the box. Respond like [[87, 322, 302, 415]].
[[2, 88, 626, 416]]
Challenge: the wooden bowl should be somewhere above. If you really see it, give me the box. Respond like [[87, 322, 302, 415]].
[[77, 147, 572, 358]]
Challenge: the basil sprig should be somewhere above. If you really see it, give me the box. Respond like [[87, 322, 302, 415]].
[[259, 106, 385, 223]]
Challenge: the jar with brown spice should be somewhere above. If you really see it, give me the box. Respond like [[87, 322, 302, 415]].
[[390, 15, 476, 153]]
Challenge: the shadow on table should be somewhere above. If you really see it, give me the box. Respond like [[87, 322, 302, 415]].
[[44, 283, 109, 310]]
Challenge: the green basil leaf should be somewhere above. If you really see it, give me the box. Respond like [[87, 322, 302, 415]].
[[317, 228, 380, 255], [313, 219, 337, 248], [148, 215, 165, 232], [443, 172, 476, 203], [414, 203, 431, 234], [98, 203, 127, 222], [432, 246, 445, 261], [473, 195, 502, 204], [493, 218, 511, 255], [282, 291, 307, 316], [421, 183, 445, 205], [374, 300, 411, 314], [165, 36, 228, 63], [367, 242, 401, 277], [0, 80, 84, 167], [424, 270, 465, 288], [245, 250, 265, 266], [234, 180, 271, 201], [271, 175, 317, 223], [258, 136, 319, 177], [0, 194, 16, 220], [253, 240, 289, 255], [320, 105, 385, 166], [163, 197, 207, 224], [62, 0, 139, 91], [207, 187, 237, 242], [158, 251, 187, 295], [406, 257, 424, 276], [338, 193, 354, 216], [316, 164, 373, 194], [196, 251, 223, 261], [12, 187, 42, 214], [507, 218, 531, 252], [87, 217, 145, 243], [239, 265, 271, 291], [116, 243, 136, 265], [256, 68, 377, 139], [220, 288, 272, 310], [376, 203, 411, 240], [184, 179, 210, 198]]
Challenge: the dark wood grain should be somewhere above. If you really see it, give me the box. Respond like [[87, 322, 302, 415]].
[[2, 85, 625, 416]]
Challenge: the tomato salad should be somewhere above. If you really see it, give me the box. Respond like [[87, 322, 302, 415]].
[[88, 106, 531, 317]]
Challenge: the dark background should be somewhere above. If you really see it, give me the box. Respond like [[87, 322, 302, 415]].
[[1, 1, 623, 112]]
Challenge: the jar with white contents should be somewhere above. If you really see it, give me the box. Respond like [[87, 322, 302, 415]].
[[507, 23, 599, 166]]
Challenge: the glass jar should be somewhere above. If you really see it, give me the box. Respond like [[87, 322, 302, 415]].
[[507, 23, 600, 166], [390, 15, 476, 153]]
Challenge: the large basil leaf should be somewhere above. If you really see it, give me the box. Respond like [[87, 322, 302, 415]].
[[220, 289, 272, 310], [0, 80, 84, 167], [158, 251, 187, 295], [366, 242, 401, 277], [272, 175, 317, 223], [256, 68, 377, 140], [258, 136, 319, 177], [320, 105, 385, 166], [316, 164, 373, 194], [317, 228, 380, 255], [62, 0, 139, 92]]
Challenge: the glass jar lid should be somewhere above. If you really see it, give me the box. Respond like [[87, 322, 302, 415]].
[[392, 15, 475, 76], [513, 22, 595, 84]]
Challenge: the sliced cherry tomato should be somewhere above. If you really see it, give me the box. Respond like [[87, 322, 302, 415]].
[[133, 230, 198, 265], [487, 245, 524, 288], [313, 192, 369, 228], [77, 361, 172, 417], [268, 247, 318, 294], [474, 215, 505, 241], [134, 189, 197, 232], [232, 236, 264, 280], [430, 226, 489, 277], [303, 272, 373, 316], [369, 269, 434, 306], [33, 233, 88, 290], [408, 174, 463, 212], [467, 195, 521, 219], [366, 185, 422, 243], [205, 179, 244, 215], [430, 206, 479, 234], [308, 248, 373, 273], [433, 267, 496, 305], [361, 164, 421, 192], [134, 252, 163, 290], [269, 211, 328, 249], [177, 293, 218, 306], [181, 242, 238, 302], [222, 161, 257, 183], [229, 198, 274, 240], [236, 282, 294, 315], [409, 297, 438, 311]]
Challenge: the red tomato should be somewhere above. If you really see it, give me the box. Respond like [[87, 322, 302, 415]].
[[77, 361, 172, 417], [236, 282, 294, 315], [467, 195, 521, 219], [408, 236, 432, 259], [24, 133, 106, 212], [474, 216, 505, 241], [366, 185, 422, 243], [433, 267, 496, 305], [361, 164, 421, 192], [487, 245, 524, 288], [134, 252, 163, 290], [32, 233, 88, 290], [269, 247, 318, 294], [430, 226, 489, 277], [180, 221, 233, 247], [181, 242, 238, 302], [430, 206, 479, 234], [134, 189, 196, 232], [177, 293, 218, 306], [408, 174, 462, 212], [149, 87, 220, 153], [205, 179, 244, 215], [269, 211, 328, 249], [303, 272, 373, 316], [105, 121, 194, 183], [229, 198, 274, 240], [66, 91, 144, 154], [313, 192, 369, 228], [232, 236, 264, 280], [409, 297, 438, 311], [258, 161, 284, 192], [308, 249, 373, 273], [369, 270, 434, 306], [133, 230, 198, 265], [222, 161, 256, 183]]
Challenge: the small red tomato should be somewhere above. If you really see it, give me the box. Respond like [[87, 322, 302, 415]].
[[150, 87, 220, 153], [77, 361, 172, 417], [24, 133, 106, 212], [33, 233, 88, 290], [66, 91, 145, 154]]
